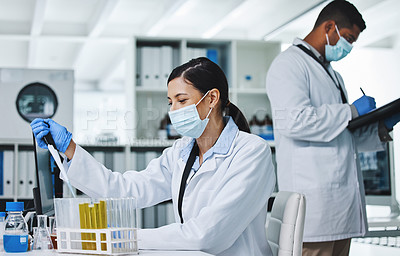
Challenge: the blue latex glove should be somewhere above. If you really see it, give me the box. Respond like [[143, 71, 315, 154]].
[[384, 112, 400, 130], [352, 95, 376, 116], [30, 118, 72, 153]]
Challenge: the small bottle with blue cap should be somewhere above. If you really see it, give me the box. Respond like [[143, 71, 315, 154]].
[[3, 202, 29, 252]]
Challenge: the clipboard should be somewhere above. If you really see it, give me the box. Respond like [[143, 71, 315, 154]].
[[348, 97, 400, 131]]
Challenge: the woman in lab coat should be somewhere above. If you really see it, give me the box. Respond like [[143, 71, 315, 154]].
[[31, 57, 276, 256]]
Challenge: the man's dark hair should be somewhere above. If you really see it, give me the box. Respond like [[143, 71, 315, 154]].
[[314, 0, 366, 32]]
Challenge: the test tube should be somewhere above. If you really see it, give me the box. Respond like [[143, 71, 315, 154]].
[[48, 216, 57, 249], [79, 203, 89, 250], [99, 201, 107, 251], [88, 204, 97, 250]]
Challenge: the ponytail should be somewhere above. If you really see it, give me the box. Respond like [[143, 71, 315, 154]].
[[225, 102, 250, 133]]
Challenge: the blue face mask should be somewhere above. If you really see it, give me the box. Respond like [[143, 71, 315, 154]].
[[168, 90, 213, 138], [325, 25, 353, 62]]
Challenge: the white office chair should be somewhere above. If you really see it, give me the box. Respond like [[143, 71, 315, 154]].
[[266, 191, 306, 256]]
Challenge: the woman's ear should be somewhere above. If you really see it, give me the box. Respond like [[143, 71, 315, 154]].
[[208, 88, 220, 108]]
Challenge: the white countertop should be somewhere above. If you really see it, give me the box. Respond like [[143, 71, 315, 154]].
[[0, 250, 213, 256], [350, 241, 400, 256]]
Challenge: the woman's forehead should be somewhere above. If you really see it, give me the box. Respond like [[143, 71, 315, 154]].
[[167, 77, 198, 97]]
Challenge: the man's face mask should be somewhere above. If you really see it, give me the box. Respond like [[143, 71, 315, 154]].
[[168, 90, 213, 139], [325, 25, 353, 62]]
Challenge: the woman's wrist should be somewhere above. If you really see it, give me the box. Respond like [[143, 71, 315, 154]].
[[65, 139, 76, 160]]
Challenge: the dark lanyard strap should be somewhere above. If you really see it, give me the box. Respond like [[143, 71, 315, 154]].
[[295, 44, 348, 104], [178, 141, 199, 223]]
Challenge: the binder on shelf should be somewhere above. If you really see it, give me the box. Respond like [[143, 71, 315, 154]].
[[152, 47, 161, 88], [187, 47, 193, 61], [0, 151, 3, 195], [17, 151, 28, 197], [136, 47, 142, 86], [160, 46, 173, 88], [26, 151, 36, 198], [104, 151, 113, 170], [140, 47, 153, 88], [113, 151, 125, 173], [187, 48, 207, 61], [93, 152, 105, 165], [165, 201, 175, 225], [143, 206, 156, 228], [206, 49, 219, 65], [145, 152, 159, 166], [157, 202, 167, 227], [136, 152, 146, 171], [130, 152, 137, 171], [198, 48, 207, 58], [196, 48, 207, 58], [3, 151, 14, 197]]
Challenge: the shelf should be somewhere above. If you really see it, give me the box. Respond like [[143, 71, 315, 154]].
[[1, 139, 176, 149], [0, 196, 14, 199], [232, 88, 267, 94], [130, 139, 175, 148], [136, 87, 268, 95], [14, 197, 34, 200], [0, 138, 33, 145], [79, 139, 175, 149], [136, 87, 168, 93], [81, 139, 269, 149], [135, 87, 268, 94], [128, 37, 279, 144]]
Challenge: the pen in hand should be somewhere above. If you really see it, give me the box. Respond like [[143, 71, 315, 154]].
[[360, 87, 366, 96]]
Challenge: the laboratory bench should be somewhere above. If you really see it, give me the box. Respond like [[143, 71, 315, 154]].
[[0, 250, 214, 255]]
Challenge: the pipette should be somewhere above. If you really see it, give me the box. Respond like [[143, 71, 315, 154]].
[[47, 144, 76, 198], [42, 125, 76, 198]]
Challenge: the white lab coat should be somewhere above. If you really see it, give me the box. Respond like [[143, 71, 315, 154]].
[[266, 38, 385, 242], [65, 119, 276, 256]]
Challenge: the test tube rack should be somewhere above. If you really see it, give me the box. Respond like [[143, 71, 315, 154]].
[[54, 197, 139, 255], [56, 227, 138, 255]]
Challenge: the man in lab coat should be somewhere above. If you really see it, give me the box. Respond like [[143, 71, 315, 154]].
[[266, 1, 400, 255]]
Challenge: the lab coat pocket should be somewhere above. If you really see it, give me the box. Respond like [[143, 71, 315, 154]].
[[293, 146, 339, 191]]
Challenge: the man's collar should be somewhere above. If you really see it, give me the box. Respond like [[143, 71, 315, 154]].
[[293, 38, 327, 64]]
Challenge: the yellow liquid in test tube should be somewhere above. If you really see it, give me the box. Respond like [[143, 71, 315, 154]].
[[88, 204, 97, 250], [79, 203, 89, 250], [99, 201, 107, 251], [79, 201, 108, 251]]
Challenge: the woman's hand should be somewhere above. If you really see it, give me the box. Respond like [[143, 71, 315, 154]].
[[30, 118, 73, 154]]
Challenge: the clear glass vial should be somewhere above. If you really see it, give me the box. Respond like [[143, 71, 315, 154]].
[[32, 215, 53, 251]]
